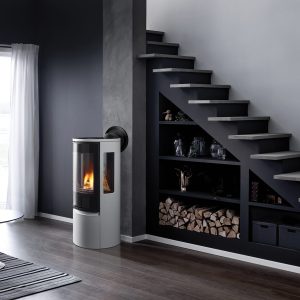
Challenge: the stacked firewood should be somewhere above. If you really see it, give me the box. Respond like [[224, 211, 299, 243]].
[[159, 197, 240, 239]]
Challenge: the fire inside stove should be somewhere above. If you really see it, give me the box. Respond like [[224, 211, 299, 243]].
[[80, 165, 112, 194], [103, 174, 111, 193], [83, 170, 94, 191]]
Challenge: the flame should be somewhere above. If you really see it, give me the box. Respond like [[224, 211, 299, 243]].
[[103, 174, 111, 193], [83, 170, 94, 190]]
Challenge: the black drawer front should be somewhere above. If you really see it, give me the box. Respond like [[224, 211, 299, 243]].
[[252, 221, 277, 246], [279, 225, 300, 251]]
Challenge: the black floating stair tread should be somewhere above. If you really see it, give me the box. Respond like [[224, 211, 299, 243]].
[[208, 116, 270, 122], [147, 41, 179, 47], [139, 53, 195, 60], [189, 100, 250, 104], [274, 171, 300, 182], [170, 83, 231, 89], [228, 133, 292, 140], [251, 151, 300, 160], [147, 30, 164, 36], [153, 68, 212, 74]]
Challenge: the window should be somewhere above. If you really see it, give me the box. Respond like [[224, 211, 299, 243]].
[[0, 48, 11, 208]]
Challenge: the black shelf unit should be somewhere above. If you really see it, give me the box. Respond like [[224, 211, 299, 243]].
[[145, 35, 300, 267]]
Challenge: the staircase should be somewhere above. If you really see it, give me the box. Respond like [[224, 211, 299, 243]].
[[141, 29, 300, 210]]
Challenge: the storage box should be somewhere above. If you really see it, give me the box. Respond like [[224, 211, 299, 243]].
[[252, 221, 277, 246], [278, 224, 300, 251]]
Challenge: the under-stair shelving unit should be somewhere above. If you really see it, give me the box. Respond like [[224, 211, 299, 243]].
[[143, 29, 300, 266]]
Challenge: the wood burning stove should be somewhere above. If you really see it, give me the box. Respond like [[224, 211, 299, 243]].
[[72, 127, 128, 249]]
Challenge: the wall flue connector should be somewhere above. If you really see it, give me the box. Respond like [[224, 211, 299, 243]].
[[104, 126, 128, 152]]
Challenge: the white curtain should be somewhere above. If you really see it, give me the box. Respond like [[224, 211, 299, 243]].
[[7, 44, 39, 219]]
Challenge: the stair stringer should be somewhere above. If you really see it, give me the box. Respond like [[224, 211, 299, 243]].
[[150, 71, 300, 211]]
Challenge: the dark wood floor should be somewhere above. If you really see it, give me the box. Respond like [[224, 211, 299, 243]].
[[0, 219, 300, 300]]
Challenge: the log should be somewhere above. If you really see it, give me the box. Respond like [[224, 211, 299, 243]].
[[171, 202, 179, 211], [187, 205, 196, 213], [165, 203, 170, 212], [194, 225, 201, 232], [204, 227, 210, 234], [208, 221, 215, 228], [232, 225, 239, 233], [160, 208, 167, 214], [159, 202, 164, 210], [203, 211, 212, 219], [219, 231, 227, 238], [210, 213, 217, 222], [178, 219, 185, 227], [169, 209, 174, 218], [202, 219, 208, 228], [227, 230, 237, 239], [223, 218, 232, 226], [190, 213, 196, 222], [217, 227, 224, 234], [181, 210, 188, 218], [232, 216, 240, 225], [226, 209, 235, 219], [170, 218, 176, 225], [215, 220, 222, 228], [223, 226, 231, 234], [210, 227, 218, 235], [196, 220, 202, 227], [178, 205, 184, 213], [183, 217, 190, 224], [187, 221, 195, 231], [216, 209, 226, 218], [220, 216, 226, 224], [162, 215, 168, 222], [165, 197, 173, 206]]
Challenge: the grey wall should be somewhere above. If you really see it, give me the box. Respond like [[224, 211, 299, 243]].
[[0, 0, 36, 44], [38, 0, 103, 218], [147, 0, 300, 150], [103, 0, 146, 236]]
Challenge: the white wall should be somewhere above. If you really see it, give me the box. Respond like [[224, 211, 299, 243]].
[[147, 0, 300, 150]]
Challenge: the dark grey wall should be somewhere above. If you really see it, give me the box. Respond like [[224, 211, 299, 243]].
[[38, 0, 103, 218], [0, 0, 36, 44], [103, 0, 146, 236]]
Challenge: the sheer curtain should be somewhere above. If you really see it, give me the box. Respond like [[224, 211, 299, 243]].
[[7, 44, 39, 219]]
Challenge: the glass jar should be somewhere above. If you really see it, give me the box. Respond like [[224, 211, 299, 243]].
[[210, 140, 226, 160]]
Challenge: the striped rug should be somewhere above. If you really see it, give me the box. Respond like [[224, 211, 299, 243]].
[[0, 252, 80, 300]]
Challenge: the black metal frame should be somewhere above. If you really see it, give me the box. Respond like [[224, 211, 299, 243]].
[[73, 141, 100, 213]]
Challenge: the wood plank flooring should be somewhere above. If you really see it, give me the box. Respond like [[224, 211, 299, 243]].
[[0, 218, 299, 300]]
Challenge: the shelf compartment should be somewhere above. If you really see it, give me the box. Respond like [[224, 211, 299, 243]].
[[159, 155, 240, 166], [159, 189, 240, 204]]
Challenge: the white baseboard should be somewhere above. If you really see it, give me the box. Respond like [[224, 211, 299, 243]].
[[37, 212, 73, 224], [37, 212, 300, 274], [121, 234, 147, 243], [146, 234, 300, 274]]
